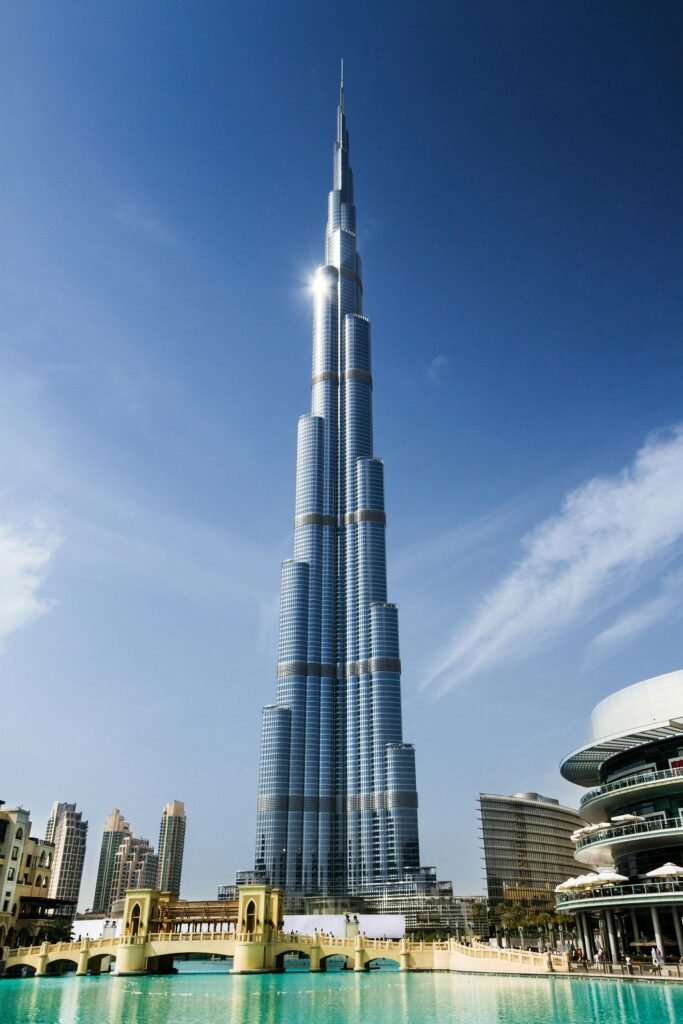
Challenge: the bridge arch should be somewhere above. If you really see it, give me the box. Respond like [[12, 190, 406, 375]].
[[4, 961, 36, 978], [364, 955, 400, 971], [87, 952, 116, 974], [45, 957, 79, 976], [274, 946, 311, 971], [319, 952, 353, 971]]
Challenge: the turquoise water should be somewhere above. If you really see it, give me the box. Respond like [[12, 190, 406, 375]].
[[1, 966, 682, 1024]]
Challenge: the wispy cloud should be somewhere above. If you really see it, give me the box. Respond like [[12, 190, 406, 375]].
[[587, 567, 683, 663], [115, 200, 179, 246], [0, 520, 60, 645], [423, 425, 683, 693], [427, 354, 450, 383]]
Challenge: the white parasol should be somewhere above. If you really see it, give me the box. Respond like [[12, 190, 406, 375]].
[[645, 862, 683, 878], [593, 868, 629, 885]]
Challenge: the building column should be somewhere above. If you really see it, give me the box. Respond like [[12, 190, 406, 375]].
[[576, 914, 587, 956], [630, 907, 640, 944], [76, 940, 91, 976], [671, 908, 683, 958], [581, 913, 594, 958], [650, 906, 665, 959], [573, 914, 583, 953], [605, 909, 619, 963], [598, 912, 609, 955]]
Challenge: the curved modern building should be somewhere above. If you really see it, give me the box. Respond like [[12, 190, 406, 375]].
[[557, 669, 683, 960], [479, 792, 585, 909], [254, 74, 421, 904]]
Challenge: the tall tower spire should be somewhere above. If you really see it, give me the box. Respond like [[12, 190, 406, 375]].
[[255, 77, 421, 906]]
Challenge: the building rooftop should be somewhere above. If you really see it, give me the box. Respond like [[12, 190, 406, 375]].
[[560, 669, 683, 786]]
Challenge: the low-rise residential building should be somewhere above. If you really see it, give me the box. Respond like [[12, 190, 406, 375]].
[[0, 802, 75, 951]]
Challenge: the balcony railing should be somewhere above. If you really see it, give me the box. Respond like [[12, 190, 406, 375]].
[[575, 815, 683, 851], [580, 767, 683, 809], [556, 879, 683, 904]]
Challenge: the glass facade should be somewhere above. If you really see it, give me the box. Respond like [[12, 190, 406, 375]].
[[92, 809, 131, 915], [156, 800, 186, 897], [479, 792, 585, 909], [255, 80, 421, 903]]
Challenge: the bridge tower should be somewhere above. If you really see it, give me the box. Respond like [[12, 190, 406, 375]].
[[115, 888, 163, 975], [233, 884, 283, 973]]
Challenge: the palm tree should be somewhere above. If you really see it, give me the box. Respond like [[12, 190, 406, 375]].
[[535, 911, 555, 950], [468, 901, 489, 942], [499, 904, 525, 948]]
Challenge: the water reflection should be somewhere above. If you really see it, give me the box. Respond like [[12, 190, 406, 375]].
[[0, 969, 682, 1024]]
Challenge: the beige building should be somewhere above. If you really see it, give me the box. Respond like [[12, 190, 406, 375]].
[[0, 801, 74, 951], [45, 802, 88, 907], [111, 835, 158, 909]]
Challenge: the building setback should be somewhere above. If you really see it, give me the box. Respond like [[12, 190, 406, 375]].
[[156, 800, 186, 896], [479, 792, 584, 909], [44, 802, 88, 907], [92, 809, 131, 915], [110, 835, 158, 909], [254, 72, 422, 904]]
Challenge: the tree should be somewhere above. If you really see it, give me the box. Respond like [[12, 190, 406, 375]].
[[41, 919, 74, 944], [468, 901, 489, 940], [535, 911, 555, 949], [499, 904, 526, 948]]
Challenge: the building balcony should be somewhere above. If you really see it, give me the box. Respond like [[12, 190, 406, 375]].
[[579, 767, 683, 817], [556, 879, 683, 912], [574, 816, 683, 865]]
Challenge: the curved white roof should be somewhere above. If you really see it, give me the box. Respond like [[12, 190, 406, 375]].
[[561, 669, 683, 786]]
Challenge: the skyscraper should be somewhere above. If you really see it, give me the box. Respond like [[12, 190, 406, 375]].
[[255, 71, 421, 904], [45, 801, 88, 908], [92, 809, 131, 915], [156, 800, 186, 896], [110, 834, 158, 907]]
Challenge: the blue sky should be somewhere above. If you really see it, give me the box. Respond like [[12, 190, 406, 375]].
[[2, 2, 683, 905]]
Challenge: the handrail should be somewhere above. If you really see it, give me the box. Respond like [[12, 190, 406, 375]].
[[575, 816, 683, 850], [1, 931, 569, 973], [580, 766, 683, 808], [452, 940, 564, 968], [556, 879, 683, 904]]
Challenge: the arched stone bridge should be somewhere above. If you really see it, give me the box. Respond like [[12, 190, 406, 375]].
[[1, 884, 570, 978]]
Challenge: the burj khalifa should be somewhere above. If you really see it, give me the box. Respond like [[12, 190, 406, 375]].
[[255, 70, 421, 903]]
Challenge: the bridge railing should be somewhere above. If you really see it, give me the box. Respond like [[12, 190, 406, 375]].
[[452, 941, 566, 970], [4, 935, 124, 961], [149, 931, 236, 944]]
